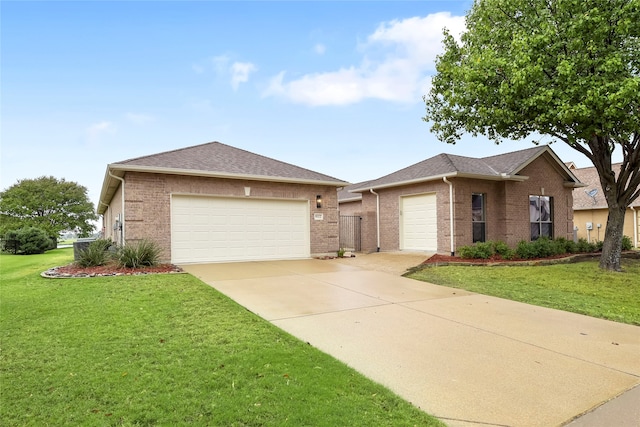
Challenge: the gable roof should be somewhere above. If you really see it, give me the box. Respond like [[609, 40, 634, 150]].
[[348, 145, 583, 193], [98, 141, 348, 213], [572, 163, 640, 210]]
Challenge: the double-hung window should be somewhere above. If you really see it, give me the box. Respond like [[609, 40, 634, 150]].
[[472, 193, 486, 243], [529, 195, 553, 240]]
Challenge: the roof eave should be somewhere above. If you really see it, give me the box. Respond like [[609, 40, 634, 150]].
[[565, 181, 588, 188], [109, 164, 348, 186], [97, 164, 348, 214], [348, 172, 528, 192]]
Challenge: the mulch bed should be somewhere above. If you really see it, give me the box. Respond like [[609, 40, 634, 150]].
[[420, 251, 639, 267], [42, 262, 184, 278]]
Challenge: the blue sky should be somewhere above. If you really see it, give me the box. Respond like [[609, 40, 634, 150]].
[[2, 1, 600, 212]]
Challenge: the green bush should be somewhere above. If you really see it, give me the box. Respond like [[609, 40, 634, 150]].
[[492, 240, 515, 259], [2, 227, 51, 255], [622, 235, 633, 251], [554, 237, 577, 254], [77, 239, 113, 267], [515, 240, 538, 259], [116, 239, 161, 268], [459, 241, 494, 259], [576, 238, 598, 253]]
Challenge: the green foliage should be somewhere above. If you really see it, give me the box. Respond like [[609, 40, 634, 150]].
[[423, 0, 640, 270], [76, 239, 113, 268], [116, 239, 161, 268], [2, 227, 52, 255], [1, 249, 443, 426], [459, 241, 493, 259], [458, 240, 515, 260], [576, 238, 598, 253], [0, 176, 98, 237], [408, 258, 640, 325], [622, 235, 633, 251]]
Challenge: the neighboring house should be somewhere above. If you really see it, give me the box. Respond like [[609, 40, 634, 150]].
[[569, 163, 640, 248], [339, 145, 583, 255], [98, 141, 348, 263]]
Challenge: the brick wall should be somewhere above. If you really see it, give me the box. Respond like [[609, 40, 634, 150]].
[[355, 153, 575, 254], [106, 172, 340, 262]]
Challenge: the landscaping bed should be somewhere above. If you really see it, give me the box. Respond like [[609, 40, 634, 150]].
[[43, 262, 183, 278]]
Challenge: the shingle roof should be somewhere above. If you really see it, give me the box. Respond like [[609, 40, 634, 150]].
[[98, 141, 349, 214], [572, 164, 640, 210], [349, 145, 577, 192], [112, 141, 346, 184]]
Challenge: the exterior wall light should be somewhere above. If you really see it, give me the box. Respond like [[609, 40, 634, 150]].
[[316, 195, 323, 209]]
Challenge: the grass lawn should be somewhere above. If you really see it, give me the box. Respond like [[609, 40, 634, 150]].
[[407, 258, 640, 326], [1, 248, 443, 426]]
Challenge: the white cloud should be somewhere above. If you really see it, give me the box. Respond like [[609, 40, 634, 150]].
[[86, 121, 116, 145], [314, 43, 326, 55], [262, 12, 465, 106], [230, 61, 257, 90], [125, 113, 154, 125]]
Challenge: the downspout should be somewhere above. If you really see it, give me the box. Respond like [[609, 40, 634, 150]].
[[98, 201, 109, 238], [632, 206, 638, 248], [108, 170, 126, 245], [443, 177, 455, 256], [370, 189, 380, 252]]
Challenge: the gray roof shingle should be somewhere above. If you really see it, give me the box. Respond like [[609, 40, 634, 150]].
[[349, 145, 577, 192], [112, 141, 346, 184], [572, 163, 640, 210]]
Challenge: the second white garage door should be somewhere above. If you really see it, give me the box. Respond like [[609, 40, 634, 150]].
[[400, 193, 438, 251], [171, 195, 310, 263]]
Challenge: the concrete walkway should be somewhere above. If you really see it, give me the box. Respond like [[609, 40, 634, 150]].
[[182, 255, 640, 427]]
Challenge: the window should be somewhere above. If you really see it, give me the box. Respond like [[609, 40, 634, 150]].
[[472, 193, 486, 243], [529, 195, 553, 240]]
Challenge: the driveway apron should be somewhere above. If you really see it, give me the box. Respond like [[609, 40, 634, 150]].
[[182, 258, 640, 427]]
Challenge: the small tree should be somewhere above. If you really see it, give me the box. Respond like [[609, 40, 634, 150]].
[[2, 227, 51, 255], [424, 0, 640, 271], [0, 176, 98, 239]]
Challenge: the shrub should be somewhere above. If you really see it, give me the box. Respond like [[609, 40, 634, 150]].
[[116, 239, 161, 268], [622, 235, 633, 251], [515, 240, 538, 259], [576, 238, 598, 253], [459, 241, 492, 259], [492, 241, 515, 259], [77, 239, 113, 267], [2, 227, 51, 255], [554, 237, 577, 254]]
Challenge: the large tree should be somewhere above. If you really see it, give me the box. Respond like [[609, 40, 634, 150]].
[[424, 0, 640, 271], [0, 176, 98, 238]]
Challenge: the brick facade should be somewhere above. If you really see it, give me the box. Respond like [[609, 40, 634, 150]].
[[102, 172, 340, 262], [353, 154, 575, 254]]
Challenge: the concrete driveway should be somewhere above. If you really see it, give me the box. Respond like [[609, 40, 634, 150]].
[[182, 254, 640, 427]]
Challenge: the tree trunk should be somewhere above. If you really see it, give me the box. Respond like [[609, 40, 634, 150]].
[[599, 206, 626, 271]]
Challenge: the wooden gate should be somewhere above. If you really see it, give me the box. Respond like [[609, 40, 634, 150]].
[[339, 215, 362, 251]]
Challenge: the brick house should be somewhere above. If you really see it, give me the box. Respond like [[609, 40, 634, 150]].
[[569, 163, 640, 247], [98, 142, 348, 263], [339, 145, 583, 255]]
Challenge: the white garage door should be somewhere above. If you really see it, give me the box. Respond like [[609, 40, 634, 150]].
[[171, 195, 310, 263], [400, 193, 437, 251]]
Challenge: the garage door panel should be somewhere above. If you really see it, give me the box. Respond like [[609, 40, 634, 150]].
[[401, 193, 437, 251], [171, 196, 310, 263]]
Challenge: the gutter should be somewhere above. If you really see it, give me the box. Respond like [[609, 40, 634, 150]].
[[443, 177, 455, 256], [370, 189, 380, 252], [349, 172, 527, 194], [108, 164, 349, 188], [108, 170, 126, 244]]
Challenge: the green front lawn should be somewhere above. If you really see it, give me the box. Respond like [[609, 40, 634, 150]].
[[1, 249, 443, 426], [407, 258, 640, 325]]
